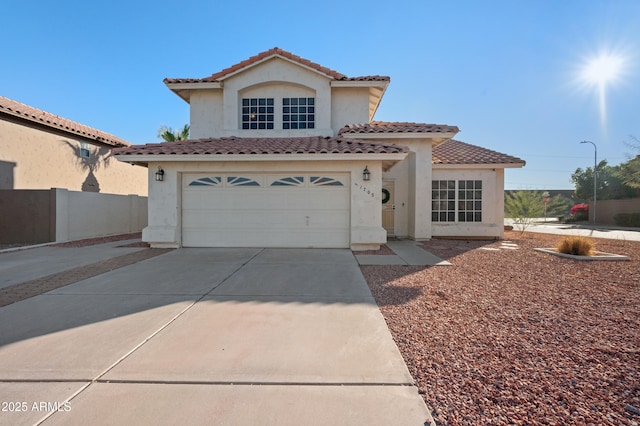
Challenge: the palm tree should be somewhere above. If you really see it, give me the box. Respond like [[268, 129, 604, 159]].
[[158, 124, 190, 142]]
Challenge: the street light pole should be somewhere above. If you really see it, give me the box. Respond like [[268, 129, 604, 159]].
[[580, 141, 597, 224]]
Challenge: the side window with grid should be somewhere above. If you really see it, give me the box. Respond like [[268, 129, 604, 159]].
[[458, 180, 482, 222], [432, 180, 456, 222], [432, 180, 483, 223], [242, 98, 274, 129], [283, 97, 315, 129]]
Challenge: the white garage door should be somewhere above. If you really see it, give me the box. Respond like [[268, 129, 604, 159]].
[[181, 173, 350, 248]]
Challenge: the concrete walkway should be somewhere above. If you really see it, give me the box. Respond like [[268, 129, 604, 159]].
[[0, 247, 431, 425], [356, 240, 451, 266], [505, 219, 640, 241]]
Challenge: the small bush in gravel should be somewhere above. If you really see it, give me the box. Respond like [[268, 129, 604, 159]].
[[556, 235, 595, 256]]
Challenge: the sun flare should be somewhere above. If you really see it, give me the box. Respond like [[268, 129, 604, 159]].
[[578, 51, 627, 129], [581, 53, 624, 86]]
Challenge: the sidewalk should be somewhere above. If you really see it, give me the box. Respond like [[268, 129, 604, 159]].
[[506, 219, 640, 242], [355, 240, 451, 266]]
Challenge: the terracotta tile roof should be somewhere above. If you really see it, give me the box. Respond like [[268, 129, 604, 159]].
[[339, 122, 460, 135], [164, 47, 389, 84], [336, 75, 390, 82], [113, 136, 408, 157], [433, 139, 525, 165], [0, 96, 129, 147]]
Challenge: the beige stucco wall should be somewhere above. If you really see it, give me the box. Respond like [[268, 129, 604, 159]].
[[55, 189, 147, 242], [431, 168, 505, 239], [0, 119, 147, 195], [142, 159, 385, 250], [330, 87, 371, 131], [187, 58, 376, 139], [590, 197, 640, 225], [190, 91, 224, 139], [188, 58, 333, 138]]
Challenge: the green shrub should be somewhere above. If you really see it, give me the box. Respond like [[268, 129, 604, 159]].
[[556, 236, 595, 256], [573, 211, 589, 222], [614, 213, 640, 227]]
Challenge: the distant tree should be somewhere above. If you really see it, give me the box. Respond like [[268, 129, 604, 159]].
[[158, 124, 190, 142], [546, 194, 573, 218], [571, 160, 638, 200], [504, 190, 545, 234], [617, 135, 640, 189]]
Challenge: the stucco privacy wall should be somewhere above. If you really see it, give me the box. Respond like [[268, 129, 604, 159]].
[[0, 189, 55, 244], [0, 119, 147, 195], [590, 197, 640, 225], [143, 160, 384, 250], [55, 189, 147, 242], [0, 189, 147, 243], [431, 168, 505, 238]]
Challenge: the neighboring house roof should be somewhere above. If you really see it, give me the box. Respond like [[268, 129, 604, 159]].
[[433, 139, 525, 166], [164, 47, 390, 84], [340, 122, 460, 135], [0, 96, 130, 147], [113, 136, 408, 157]]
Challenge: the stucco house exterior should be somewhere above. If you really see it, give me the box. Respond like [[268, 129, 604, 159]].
[[114, 48, 524, 250], [0, 96, 147, 196]]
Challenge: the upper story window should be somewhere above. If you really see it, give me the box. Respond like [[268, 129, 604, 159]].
[[80, 142, 90, 158], [242, 98, 274, 129], [283, 97, 315, 129]]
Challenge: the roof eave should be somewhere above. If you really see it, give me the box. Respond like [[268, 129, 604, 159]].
[[342, 131, 458, 142], [114, 152, 408, 165], [164, 82, 223, 103], [432, 162, 526, 169], [0, 110, 130, 148]]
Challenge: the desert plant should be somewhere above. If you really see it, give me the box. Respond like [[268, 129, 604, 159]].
[[556, 236, 595, 256], [504, 190, 544, 234]]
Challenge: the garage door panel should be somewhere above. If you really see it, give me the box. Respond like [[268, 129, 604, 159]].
[[182, 229, 349, 248], [184, 191, 347, 211], [182, 173, 350, 248], [183, 210, 349, 229]]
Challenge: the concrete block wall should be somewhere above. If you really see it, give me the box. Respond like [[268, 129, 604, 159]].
[[0, 189, 147, 244]]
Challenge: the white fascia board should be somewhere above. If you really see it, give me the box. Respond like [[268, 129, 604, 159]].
[[114, 152, 408, 164], [165, 82, 223, 90], [432, 163, 526, 170], [330, 80, 389, 89], [342, 132, 458, 140]]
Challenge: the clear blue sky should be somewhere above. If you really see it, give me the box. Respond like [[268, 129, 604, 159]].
[[3, 0, 639, 190]]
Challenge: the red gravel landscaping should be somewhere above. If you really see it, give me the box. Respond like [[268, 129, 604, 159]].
[[361, 231, 639, 425], [52, 232, 142, 247]]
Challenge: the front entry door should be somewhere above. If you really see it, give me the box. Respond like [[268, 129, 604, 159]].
[[382, 180, 395, 236]]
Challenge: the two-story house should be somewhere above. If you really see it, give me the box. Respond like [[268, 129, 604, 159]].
[[114, 48, 524, 250]]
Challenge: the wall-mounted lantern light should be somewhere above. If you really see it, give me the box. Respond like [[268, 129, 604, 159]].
[[155, 167, 165, 182], [363, 166, 370, 181]]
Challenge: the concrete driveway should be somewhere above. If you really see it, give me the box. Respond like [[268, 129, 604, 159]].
[[0, 248, 430, 425]]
